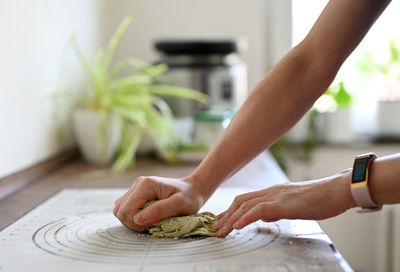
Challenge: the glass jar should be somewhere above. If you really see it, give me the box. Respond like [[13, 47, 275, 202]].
[[193, 109, 235, 147]]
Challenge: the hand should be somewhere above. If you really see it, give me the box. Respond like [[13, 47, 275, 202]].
[[213, 169, 357, 237], [113, 176, 208, 232]]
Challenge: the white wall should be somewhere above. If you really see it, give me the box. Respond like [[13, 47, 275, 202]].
[[264, 0, 292, 69], [0, 0, 107, 178], [101, 0, 270, 90]]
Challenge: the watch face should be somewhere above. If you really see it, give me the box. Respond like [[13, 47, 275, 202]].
[[352, 157, 369, 183]]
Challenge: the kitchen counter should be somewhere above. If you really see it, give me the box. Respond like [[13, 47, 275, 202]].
[[0, 152, 352, 271], [0, 152, 286, 229]]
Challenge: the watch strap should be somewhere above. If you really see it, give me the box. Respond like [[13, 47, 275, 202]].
[[351, 185, 381, 213], [351, 153, 382, 213]]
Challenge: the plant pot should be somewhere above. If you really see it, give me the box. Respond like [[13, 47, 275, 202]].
[[323, 109, 353, 144], [73, 109, 120, 164], [376, 101, 400, 139], [136, 117, 194, 155], [136, 132, 156, 154]]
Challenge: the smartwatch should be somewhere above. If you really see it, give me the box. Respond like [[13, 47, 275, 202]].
[[351, 152, 382, 213]]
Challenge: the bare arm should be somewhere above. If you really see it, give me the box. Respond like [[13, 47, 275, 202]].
[[370, 153, 400, 205], [113, 0, 392, 231], [214, 153, 400, 237], [189, 0, 391, 199]]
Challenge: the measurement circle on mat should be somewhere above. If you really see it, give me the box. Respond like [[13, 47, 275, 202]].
[[32, 212, 280, 264]]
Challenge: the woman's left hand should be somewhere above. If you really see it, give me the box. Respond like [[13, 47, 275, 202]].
[[212, 169, 357, 237]]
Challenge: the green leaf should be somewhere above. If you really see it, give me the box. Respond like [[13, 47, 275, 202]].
[[112, 125, 142, 173], [103, 16, 133, 71], [357, 50, 377, 73], [148, 85, 208, 103], [96, 110, 109, 162], [111, 58, 151, 78], [110, 75, 153, 91], [150, 96, 173, 117], [112, 94, 148, 109], [176, 143, 210, 153], [143, 63, 168, 77], [113, 106, 148, 128], [144, 108, 177, 154], [70, 35, 98, 84], [389, 39, 400, 62], [334, 82, 353, 109]]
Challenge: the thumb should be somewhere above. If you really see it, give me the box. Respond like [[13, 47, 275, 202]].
[[134, 194, 187, 225]]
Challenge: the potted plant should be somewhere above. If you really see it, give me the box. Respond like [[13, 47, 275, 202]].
[[358, 39, 400, 139], [61, 16, 207, 173], [313, 81, 353, 143]]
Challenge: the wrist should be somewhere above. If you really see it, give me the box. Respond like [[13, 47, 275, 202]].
[[331, 168, 358, 210], [182, 174, 214, 207], [368, 157, 385, 205]]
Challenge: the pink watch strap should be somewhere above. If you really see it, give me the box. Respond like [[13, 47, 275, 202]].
[[351, 186, 381, 213], [351, 153, 382, 213]]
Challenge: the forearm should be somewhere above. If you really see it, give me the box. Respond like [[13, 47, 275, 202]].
[[329, 153, 400, 211], [189, 45, 334, 197], [369, 153, 400, 205], [187, 0, 391, 198]]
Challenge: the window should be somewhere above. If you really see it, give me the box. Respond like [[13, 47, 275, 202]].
[[292, 0, 400, 138]]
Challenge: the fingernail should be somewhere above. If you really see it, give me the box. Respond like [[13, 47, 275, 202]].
[[217, 226, 227, 236], [211, 222, 221, 230], [134, 214, 146, 225], [233, 222, 239, 229]]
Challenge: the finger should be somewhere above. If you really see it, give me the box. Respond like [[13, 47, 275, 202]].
[[210, 211, 226, 230], [233, 202, 278, 230], [213, 196, 249, 230], [117, 178, 158, 229], [116, 195, 150, 232], [134, 193, 187, 225], [113, 194, 127, 216], [124, 177, 158, 214], [216, 211, 226, 219], [215, 191, 265, 230], [114, 186, 137, 218], [216, 197, 263, 238], [113, 177, 142, 216], [116, 209, 147, 232], [222, 197, 264, 231], [114, 193, 135, 225], [262, 218, 279, 223], [113, 197, 122, 217], [212, 214, 226, 230], [121, 195, 153, 225]]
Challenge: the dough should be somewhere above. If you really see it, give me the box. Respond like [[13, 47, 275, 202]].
[[143, 200, 217, 239]]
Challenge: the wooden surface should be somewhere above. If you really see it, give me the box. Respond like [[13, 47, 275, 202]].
[[0, 150, 79, 201]]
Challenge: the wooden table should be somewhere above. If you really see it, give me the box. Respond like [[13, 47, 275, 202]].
[[0, 152, 352, 271]]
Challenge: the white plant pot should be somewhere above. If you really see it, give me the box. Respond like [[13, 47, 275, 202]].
[[136, 117, 194, 154], [136, 132, 156, 154], [73, 109, 120, 164], [323, 109, 353, 144], [376, 101, 400, 138]]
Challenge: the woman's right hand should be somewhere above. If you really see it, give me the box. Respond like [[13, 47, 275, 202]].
[[113, 175, 208, 232]]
